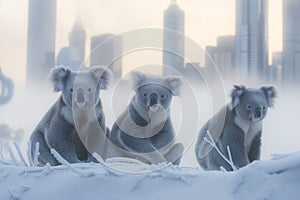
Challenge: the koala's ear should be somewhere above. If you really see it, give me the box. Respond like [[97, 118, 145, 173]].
[[131, 71, 148, 90], [89, 66, 112, 90], [164, 76, 182, 96], [261, 86, 277, 107], [231, 85, 246, 108], [48, 66, 71, 92]]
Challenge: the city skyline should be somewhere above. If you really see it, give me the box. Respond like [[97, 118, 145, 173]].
[[90, 33, 123, 78], [26, 0, 56, 87], [0, 0, 283, 84], [235, 0, 269, 82], [57, 17, 87, 71], [163, 0, 185, 75], [282, 0, 300, 83]]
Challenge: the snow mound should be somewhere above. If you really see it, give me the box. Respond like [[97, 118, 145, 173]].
[[0, 151, 300, 200]]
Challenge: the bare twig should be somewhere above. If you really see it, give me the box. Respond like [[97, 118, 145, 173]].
[[33, 142, 40, 167], [51, 149, 94, 177], [92, 153, 123, 176], [0, 139, 10, 165], [8, 146, 21, 166], [26, 141, 34, 167], [204, 130, 238, 171], [13, 142, 28, 167]]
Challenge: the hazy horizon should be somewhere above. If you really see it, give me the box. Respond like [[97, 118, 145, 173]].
[[0, 0, 282, 84]]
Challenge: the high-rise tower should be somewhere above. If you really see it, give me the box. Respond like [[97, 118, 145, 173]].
[[26, 0, 56, 87], [57, 18, 86, 70], [282, 0, 300, 84], [163, 0, 185, 75], [235, 0, 268, 82], [90, 34, 123, 78]]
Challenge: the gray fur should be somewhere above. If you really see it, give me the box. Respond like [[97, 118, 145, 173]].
[[107, 72, 184, 165], [195, 85, 277, 171], [30, 66, 111, 166]]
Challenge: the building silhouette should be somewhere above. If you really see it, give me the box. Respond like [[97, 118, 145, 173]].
[[266, 52, 282, 85], [163, 0, 185, 76], [185, 62, 206, 83], [205, 36, 235, 81], [57, 18, 86, 70], [282, 0, 300, 84], [26, 0, 56, 87], [90, 34, 123, 78], [235, 0, 269, 82]]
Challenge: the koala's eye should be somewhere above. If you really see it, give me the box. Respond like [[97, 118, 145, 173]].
[[70, 88, 73, 93], [247, 104, 252, 110], [143, 92, 147, 97], [263, 106, 266, 110], [161, 94, 166, 99], [88, 88, 92, 92]]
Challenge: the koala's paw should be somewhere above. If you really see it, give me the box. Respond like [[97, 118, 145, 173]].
[[165, 143, 184, 165]]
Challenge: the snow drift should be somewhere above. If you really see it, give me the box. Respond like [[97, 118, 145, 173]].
[[0, 150, 299, 200]]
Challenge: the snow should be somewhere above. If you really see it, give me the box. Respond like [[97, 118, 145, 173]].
[[0, 151, 300, 200]]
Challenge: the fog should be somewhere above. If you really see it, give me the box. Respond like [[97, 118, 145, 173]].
[[0, 80, 299, 167]]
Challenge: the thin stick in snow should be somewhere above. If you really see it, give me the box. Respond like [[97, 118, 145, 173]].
[[8, 146, 21, 166], [0, 140, 10, 165], [226, 145, 236, 170], [0, 139, 4, 160], [92, 153, 123, 176], [204, 130, 238, 171], [50, 148, 94, 177], [13, 142, 28, 167], [220, 166, 227, 172], [33, 142, 40, 167], [26, 141, 34, 167]]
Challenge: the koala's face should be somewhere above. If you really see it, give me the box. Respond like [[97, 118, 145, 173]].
[[49, 66, 111, 109], [136, 84, 173, 112], [63, 72, 100, 109], [132, 72, 182, 113], [231, 85, 277, 122]]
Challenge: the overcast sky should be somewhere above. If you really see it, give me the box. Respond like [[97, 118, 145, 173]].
[[0, 0, 282, 84]]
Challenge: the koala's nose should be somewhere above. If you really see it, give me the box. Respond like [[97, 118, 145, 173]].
[[255, 107, 262, 118], [149, 93, 158, 106], [76, 89, 85, 103]]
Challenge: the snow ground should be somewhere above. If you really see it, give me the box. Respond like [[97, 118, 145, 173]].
[[0, 151, 300, 200]]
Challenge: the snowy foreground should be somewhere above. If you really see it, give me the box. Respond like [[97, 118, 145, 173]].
[[0, 151, 300, 200]]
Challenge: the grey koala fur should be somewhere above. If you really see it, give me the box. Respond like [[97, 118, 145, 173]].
[[106, 71, 184, 165], [195, 85, 277, 171], [30, 66, 111, 166]]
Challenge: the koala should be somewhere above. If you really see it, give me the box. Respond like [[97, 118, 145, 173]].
[[195, 85, 277, 171], [106, 72, 184, 165], [30, 66, 111, 166]]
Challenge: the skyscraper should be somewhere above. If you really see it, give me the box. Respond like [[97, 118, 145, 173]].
[[282, 0, 300, 83], [235, 0, 268, 82], [266, 51, 282, 85], [205, 35, 236, 81], [163, 0, 185, 75], [26, 0, 56, 87], [90, 34, 123, 78], [57, 18, 86, 70]]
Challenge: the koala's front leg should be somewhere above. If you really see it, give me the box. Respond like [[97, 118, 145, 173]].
[[225, 132, 250, 169], [136, 142, 167, 164], [248, 132, 262, 162], [46, 122, 80, 163], [86, 152, 99, 163], [164, 143, 184, 165]]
